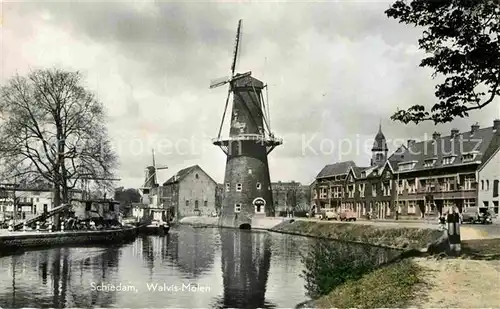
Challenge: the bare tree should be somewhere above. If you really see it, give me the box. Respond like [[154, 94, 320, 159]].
[[0, 68, 118, 206]]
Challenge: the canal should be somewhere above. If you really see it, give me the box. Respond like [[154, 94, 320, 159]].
[[0, 226, 402, 308]]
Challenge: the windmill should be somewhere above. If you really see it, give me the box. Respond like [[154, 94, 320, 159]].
[[210, 19, 282, 229], [140, 149, 168, 195]]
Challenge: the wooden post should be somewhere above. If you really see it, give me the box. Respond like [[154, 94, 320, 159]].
[[447, 208, 461, 255]]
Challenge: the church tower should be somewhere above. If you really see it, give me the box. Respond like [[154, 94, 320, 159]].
[[371, 123, 388, 166]]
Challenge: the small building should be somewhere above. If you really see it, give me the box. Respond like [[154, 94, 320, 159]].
[[477, 119, 500, 215], [72, 199, 121, 221], [161, 165, 217, 220], [0, 184, 82, 221]]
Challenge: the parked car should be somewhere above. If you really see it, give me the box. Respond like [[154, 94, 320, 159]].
[[321, 208, 338, 220], [461, 207, 478, 223], [338, 210, 357, 221]]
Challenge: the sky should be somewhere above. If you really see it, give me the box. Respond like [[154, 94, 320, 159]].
[[1, 0, 499, 189]]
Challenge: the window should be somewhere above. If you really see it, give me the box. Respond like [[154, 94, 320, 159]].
[[397, 180, 404, 194], [349, 175, 354, 182], [195, 173, 199, 179], [440, 178, 453, 192], [462, 153, 476, 162], [407, 179, 417, 194], [234, 203, 241, 213], [493, 201, 499, 214], [236, 183, 242, 192], [463, 175, 475, 190], [256, 182, 262, 190], [225, 183, 230, 192], [372, 184, 377, 197], [407, 201, 416, 214], [482, 180, 485, 190], [442, 156, 455, 165], [85, 202, 91, 211], [483, 201, 489, 207], [195, 200, 199, 209], [348, 185, 355, 198], [486, 180, 490, 190], [361, 172, 366, 178], [463, 199, 475, 211], [248, 169, 252, 174], [358, 183, 365, 197], [398, 161, 417, 171], [494, 180, 499, 197], [186, 200, 190, 206], [424, 159, 436, 168], [204, 200, 208, 207], [36, 198, 39, 202], [109, 203, 115, 211]]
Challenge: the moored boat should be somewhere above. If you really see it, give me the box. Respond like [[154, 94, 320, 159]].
[[139, 220, 170, 235], [0, 225, 139, 255]]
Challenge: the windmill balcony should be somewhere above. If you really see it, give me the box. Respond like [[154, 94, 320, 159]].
[[212, 134, 283, 145]]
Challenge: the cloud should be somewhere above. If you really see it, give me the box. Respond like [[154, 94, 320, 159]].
[[2, 1, 498, 188]]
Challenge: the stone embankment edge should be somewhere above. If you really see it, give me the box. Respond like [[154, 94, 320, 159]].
[[177, 217, 448, 254]]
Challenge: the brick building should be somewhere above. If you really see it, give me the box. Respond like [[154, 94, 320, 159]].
[[271, 181, 310, 212], [313, 120, 500, 219], [161, 165, 217, 221]]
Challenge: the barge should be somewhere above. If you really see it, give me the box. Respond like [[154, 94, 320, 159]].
[[138, 220, 170, 235], [0, 225, 139, 255]]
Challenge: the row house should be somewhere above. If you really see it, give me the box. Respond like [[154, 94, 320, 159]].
[[395, 121, 500, 217], [312, 120, 500, 218]]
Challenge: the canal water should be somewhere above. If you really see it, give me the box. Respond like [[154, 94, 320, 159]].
[[0, 226, 402, 308]]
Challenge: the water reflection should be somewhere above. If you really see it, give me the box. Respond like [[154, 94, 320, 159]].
[[166, 228, 216, 279], [301, 239, 402, 299], [0, 246, 120, 308], [212, 229, 276, 309], [0, 227, 401, 308]]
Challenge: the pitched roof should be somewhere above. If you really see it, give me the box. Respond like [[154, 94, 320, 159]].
[[162, 165, 216, 185], [316, 161, 357, 178], [396, 126, 497, 173]]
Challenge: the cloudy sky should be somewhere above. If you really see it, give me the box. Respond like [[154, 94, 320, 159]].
[[1, 0, 499, 188]]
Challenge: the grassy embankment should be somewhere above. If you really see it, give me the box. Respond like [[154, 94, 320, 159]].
[[275, 220, 443, 309], [314, 258, 422, 308], [271, 220, 443, 250]]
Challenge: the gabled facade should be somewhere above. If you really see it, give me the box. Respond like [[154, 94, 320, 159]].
[[161, 165, 217, 221], [394, 121, 500, 217], [312, 120, 500, 219]]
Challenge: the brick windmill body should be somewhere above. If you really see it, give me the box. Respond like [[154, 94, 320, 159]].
[[210, 20, 282, 229]]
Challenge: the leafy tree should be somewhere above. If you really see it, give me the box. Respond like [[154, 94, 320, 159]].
[[386, 0, 500, 124], [114, 187, 141, 216], [0, 68, 117, 206]]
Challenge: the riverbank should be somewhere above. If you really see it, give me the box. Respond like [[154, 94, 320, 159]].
[[271, 220, 443, 250], [312, 256, 500, 308]]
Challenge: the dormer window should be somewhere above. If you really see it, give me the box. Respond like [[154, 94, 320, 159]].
[[361, 172, 366, 178], [424, 159, 437, 168], [442, 156, 456, 165], [398, 161, 417, 171], [349, 175, 354, 182], [462, 152, 477, 162]]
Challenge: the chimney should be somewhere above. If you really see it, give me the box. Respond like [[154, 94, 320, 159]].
[[407, 139, 415, 148], [432, 131, 441, 140], [471, 122, 480, 134], [450, 128, 459, 138], [493, 119, 500, 131]]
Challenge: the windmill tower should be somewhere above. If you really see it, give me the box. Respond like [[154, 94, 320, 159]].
[[210, 19, 282, 229], [140, 149, 168, 205]]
